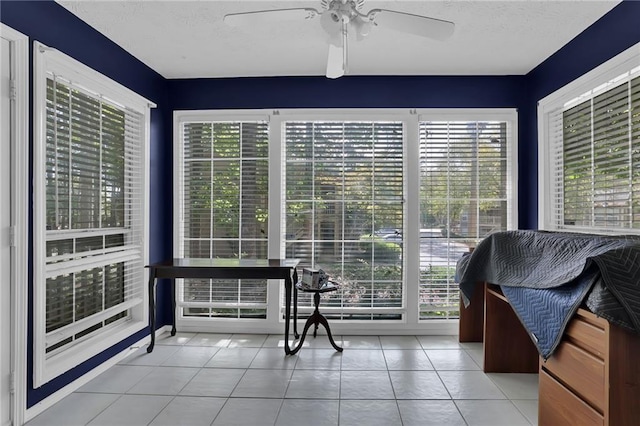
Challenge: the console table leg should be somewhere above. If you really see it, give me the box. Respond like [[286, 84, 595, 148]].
[[147, 270, 156, 353], [284, 276, 293, 355], [170, 279, 176, 336], [293, 284, 299, 339]]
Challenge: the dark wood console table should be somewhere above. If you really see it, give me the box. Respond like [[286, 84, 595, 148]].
[[146, 258, 299, 354]]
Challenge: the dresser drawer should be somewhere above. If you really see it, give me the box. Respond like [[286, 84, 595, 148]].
[[542, 339, 605, 412], [564, 309, 607, 357], [539, 369, 604, 426]]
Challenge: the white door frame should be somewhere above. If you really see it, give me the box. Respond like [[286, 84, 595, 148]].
[[0, 23, 29, 426]]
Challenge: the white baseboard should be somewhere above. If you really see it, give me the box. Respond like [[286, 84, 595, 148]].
[[24, 326, 169, 424]]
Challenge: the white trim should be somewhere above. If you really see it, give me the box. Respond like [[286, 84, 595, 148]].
[[24, 326, 168, 423], [538, 41, 640, 231], [34, 42, 155, 112], [32, 41, 152, 387], [405, 114, 420, 325], [267, 114, 284, 330], [0, 23, 29, 426], [46, 299, 143, 347]]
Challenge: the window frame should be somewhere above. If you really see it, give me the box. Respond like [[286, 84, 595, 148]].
[[174, 108, 517, 335], [33, 41, 154, 387], [538, 41, 640, 234]]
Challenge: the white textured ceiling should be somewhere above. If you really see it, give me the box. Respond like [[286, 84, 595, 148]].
[[56, 0, 621, 78]]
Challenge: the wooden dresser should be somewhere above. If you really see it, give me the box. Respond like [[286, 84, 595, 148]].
[[539, 308, 640, 426], [460, 283, 640, 426]]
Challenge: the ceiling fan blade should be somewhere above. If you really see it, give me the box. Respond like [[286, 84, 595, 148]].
[[326, 40, 344, 79], [369, 9, 455, 41], [224, 8, 319, 27]]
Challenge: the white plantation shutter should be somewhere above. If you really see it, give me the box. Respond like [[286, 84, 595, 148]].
[[284, 121, 404, 320], [177, 121, 269, 318], [43, 76, 145, 351], [418, 120, 512, 319], [549, 70, 640, 232]]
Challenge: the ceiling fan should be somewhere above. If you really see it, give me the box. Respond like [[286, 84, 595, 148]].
[[223, 0, 455, 79]]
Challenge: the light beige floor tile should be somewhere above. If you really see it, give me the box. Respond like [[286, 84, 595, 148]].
[[512, 399, 538, 425], [285, 370, 340, 399], [383, 349, 434, 370], [487, 373, 539, 399], [389, 370, 450, 399], [438, 370, 507, 399], [418, 335, 463, 349], [294, 348, 342, 370], [426, 349, 481, 370], [205, 347, 260, 369], [380, 335, 422, 349], [78, 365, 153, 394], [340, 370, 394, 399], [149, 396, 226, 426], [26, 393, 120, 426], [161, 346, 220, 367], [227, 333, 268, 348], [185, 333, 233, 347], [455, 400, 531, 426], [341, 335, 382, 349], [397, 400, 466, 426], [249, 347, 298, 369], [231, 369, 293, 398], [126, 366, 199, 396], [339, 400, 401, 426], [275, 399, 339, 426], [179, 368, 245, 397], [119, 345, 180, 366], [212, 398, 282, 426], [155, 331, 196, 346], [86, 394, 172, 426], [341, 349, 387, 370]]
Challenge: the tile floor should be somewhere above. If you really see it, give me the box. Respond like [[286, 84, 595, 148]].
[[26, 333, 538, 426]]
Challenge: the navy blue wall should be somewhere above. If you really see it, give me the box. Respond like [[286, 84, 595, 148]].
[[522, 0, 640, 228], [169, 75, 526, 110], [0, 0, 172, 407]]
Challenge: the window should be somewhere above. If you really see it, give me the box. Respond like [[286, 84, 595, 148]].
[[539, 43, 640, 233], [419, 119, 514, 319], [175, 109, 516, 334], [34, 43, 153, 386], [283, 121, 404, 320], [176, 119, 269, 319]]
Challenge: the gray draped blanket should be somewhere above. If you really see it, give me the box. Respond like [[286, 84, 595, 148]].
[[456, 230, 640, 357]]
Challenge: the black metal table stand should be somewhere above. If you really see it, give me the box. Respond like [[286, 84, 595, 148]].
[[289, 282, 343, 355]]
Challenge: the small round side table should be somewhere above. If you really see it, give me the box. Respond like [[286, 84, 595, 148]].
[[289, 281, 343, 355]]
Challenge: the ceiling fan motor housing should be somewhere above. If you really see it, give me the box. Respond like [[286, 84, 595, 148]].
[[324, 0, 365, 23]]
